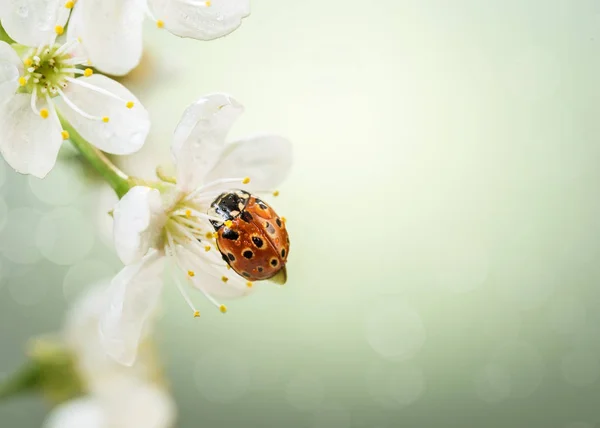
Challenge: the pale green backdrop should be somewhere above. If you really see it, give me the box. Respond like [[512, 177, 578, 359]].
[[2, 0, 600, 427]]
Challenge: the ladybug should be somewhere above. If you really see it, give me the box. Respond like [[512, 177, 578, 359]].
[[208, 190, 289, 284]]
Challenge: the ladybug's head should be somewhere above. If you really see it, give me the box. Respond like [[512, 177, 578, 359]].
[[208, 190, 251, 228]]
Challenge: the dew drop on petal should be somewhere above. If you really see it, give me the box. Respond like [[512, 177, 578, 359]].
[[490, 341, 545, 398], [193, 350, 249, 403], [0, 207, 42, 264], [365, 299, 426, 361], [28, 161, 86, 206], [36, 207, 95, 265], [561, 350, 600, 387], [285, 373, 325, 411], [474, 363, 511, 403], [313, 404, 351, 428], [63, 259, 115, 302]]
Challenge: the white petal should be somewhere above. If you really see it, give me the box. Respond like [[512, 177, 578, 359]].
[[66, 0, 145, 76], [54, 74, 150, 155], [1, 0, 68, 47], [96, 378, 176, 428], [113, 186, 166, 265], [206, 134, 293, 192], [99, 250, 166, 367], [0, 94, 63, 178], [148, 0, 250, 41], [172, 93, 243, 192], [0, 41, 21, 101], [42, 398, 105, 428]]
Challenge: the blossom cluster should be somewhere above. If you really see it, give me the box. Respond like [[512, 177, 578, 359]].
[[0, 0, 292, 425]]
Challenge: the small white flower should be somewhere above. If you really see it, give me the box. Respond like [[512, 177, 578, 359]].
[[100, 93, 292, 366], [43, 284, 176, 428], [66, 0, 251, 76], [0, 1, 150, 178]]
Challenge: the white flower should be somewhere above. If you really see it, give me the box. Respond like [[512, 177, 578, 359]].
[[66, 0, 251, 76], [0, 1, 150, 178], [42, 284, 176, 428], [101, 93, 292, 366]]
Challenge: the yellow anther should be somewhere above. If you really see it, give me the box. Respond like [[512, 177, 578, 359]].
[[281, 216, 287, 224], [55, 25, 64, 35], [65, 1, 74, 8], [273, 190, 280, 197], [224, 220, 233, 228], [204, 245, 211, 252], [187, 270, 195, 277], [156, 20, 165, 28], [102, 116, 110, 123], [242, 177, 251, 184], [126, 101, 134, 109], [61, 130, 69, 140], [18, 76, 26, 86], [246, 281, 253, 288], [193, 311, 200, 318], [83, 68, 93, 77], [221, 276, 229, 283], [40, 109, 49, 119], [205, 232, 214, 239], [24, 58, 32, 67], [213, 232, 219, 239], [219, 305, 227, 313], [205, 1, 211, 6], [185, 209, 192, 218], [226, 265, 231, 270]]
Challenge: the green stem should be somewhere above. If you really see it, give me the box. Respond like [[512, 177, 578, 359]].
[[59, 117, 133, 198], [0, 362, 41, 401]]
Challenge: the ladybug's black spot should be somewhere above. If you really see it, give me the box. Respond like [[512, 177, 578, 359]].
[[265, 222, 276, 234], [270, 258, 278, 267], [221, 253, 229, 263], [276, 218, 282, 227], [286, 237, 290, 244], [242, 272, 251, 278], [257, 266, 264, 272], [227, 253, 235, 261], [241, 211, 253, 223], [222, 228, 239, 240], [252, 236, 264, 248], [281, 249, 286, 258], [243, 250, 254, 259]]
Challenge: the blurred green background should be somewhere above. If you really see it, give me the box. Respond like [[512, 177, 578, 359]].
[[2, 0, 600, 426]]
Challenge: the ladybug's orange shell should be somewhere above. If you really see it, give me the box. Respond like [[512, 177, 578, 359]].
[[214, 195, 289, 282]]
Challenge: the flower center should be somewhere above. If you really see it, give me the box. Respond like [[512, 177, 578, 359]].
[[18, 41, 84, 97]]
